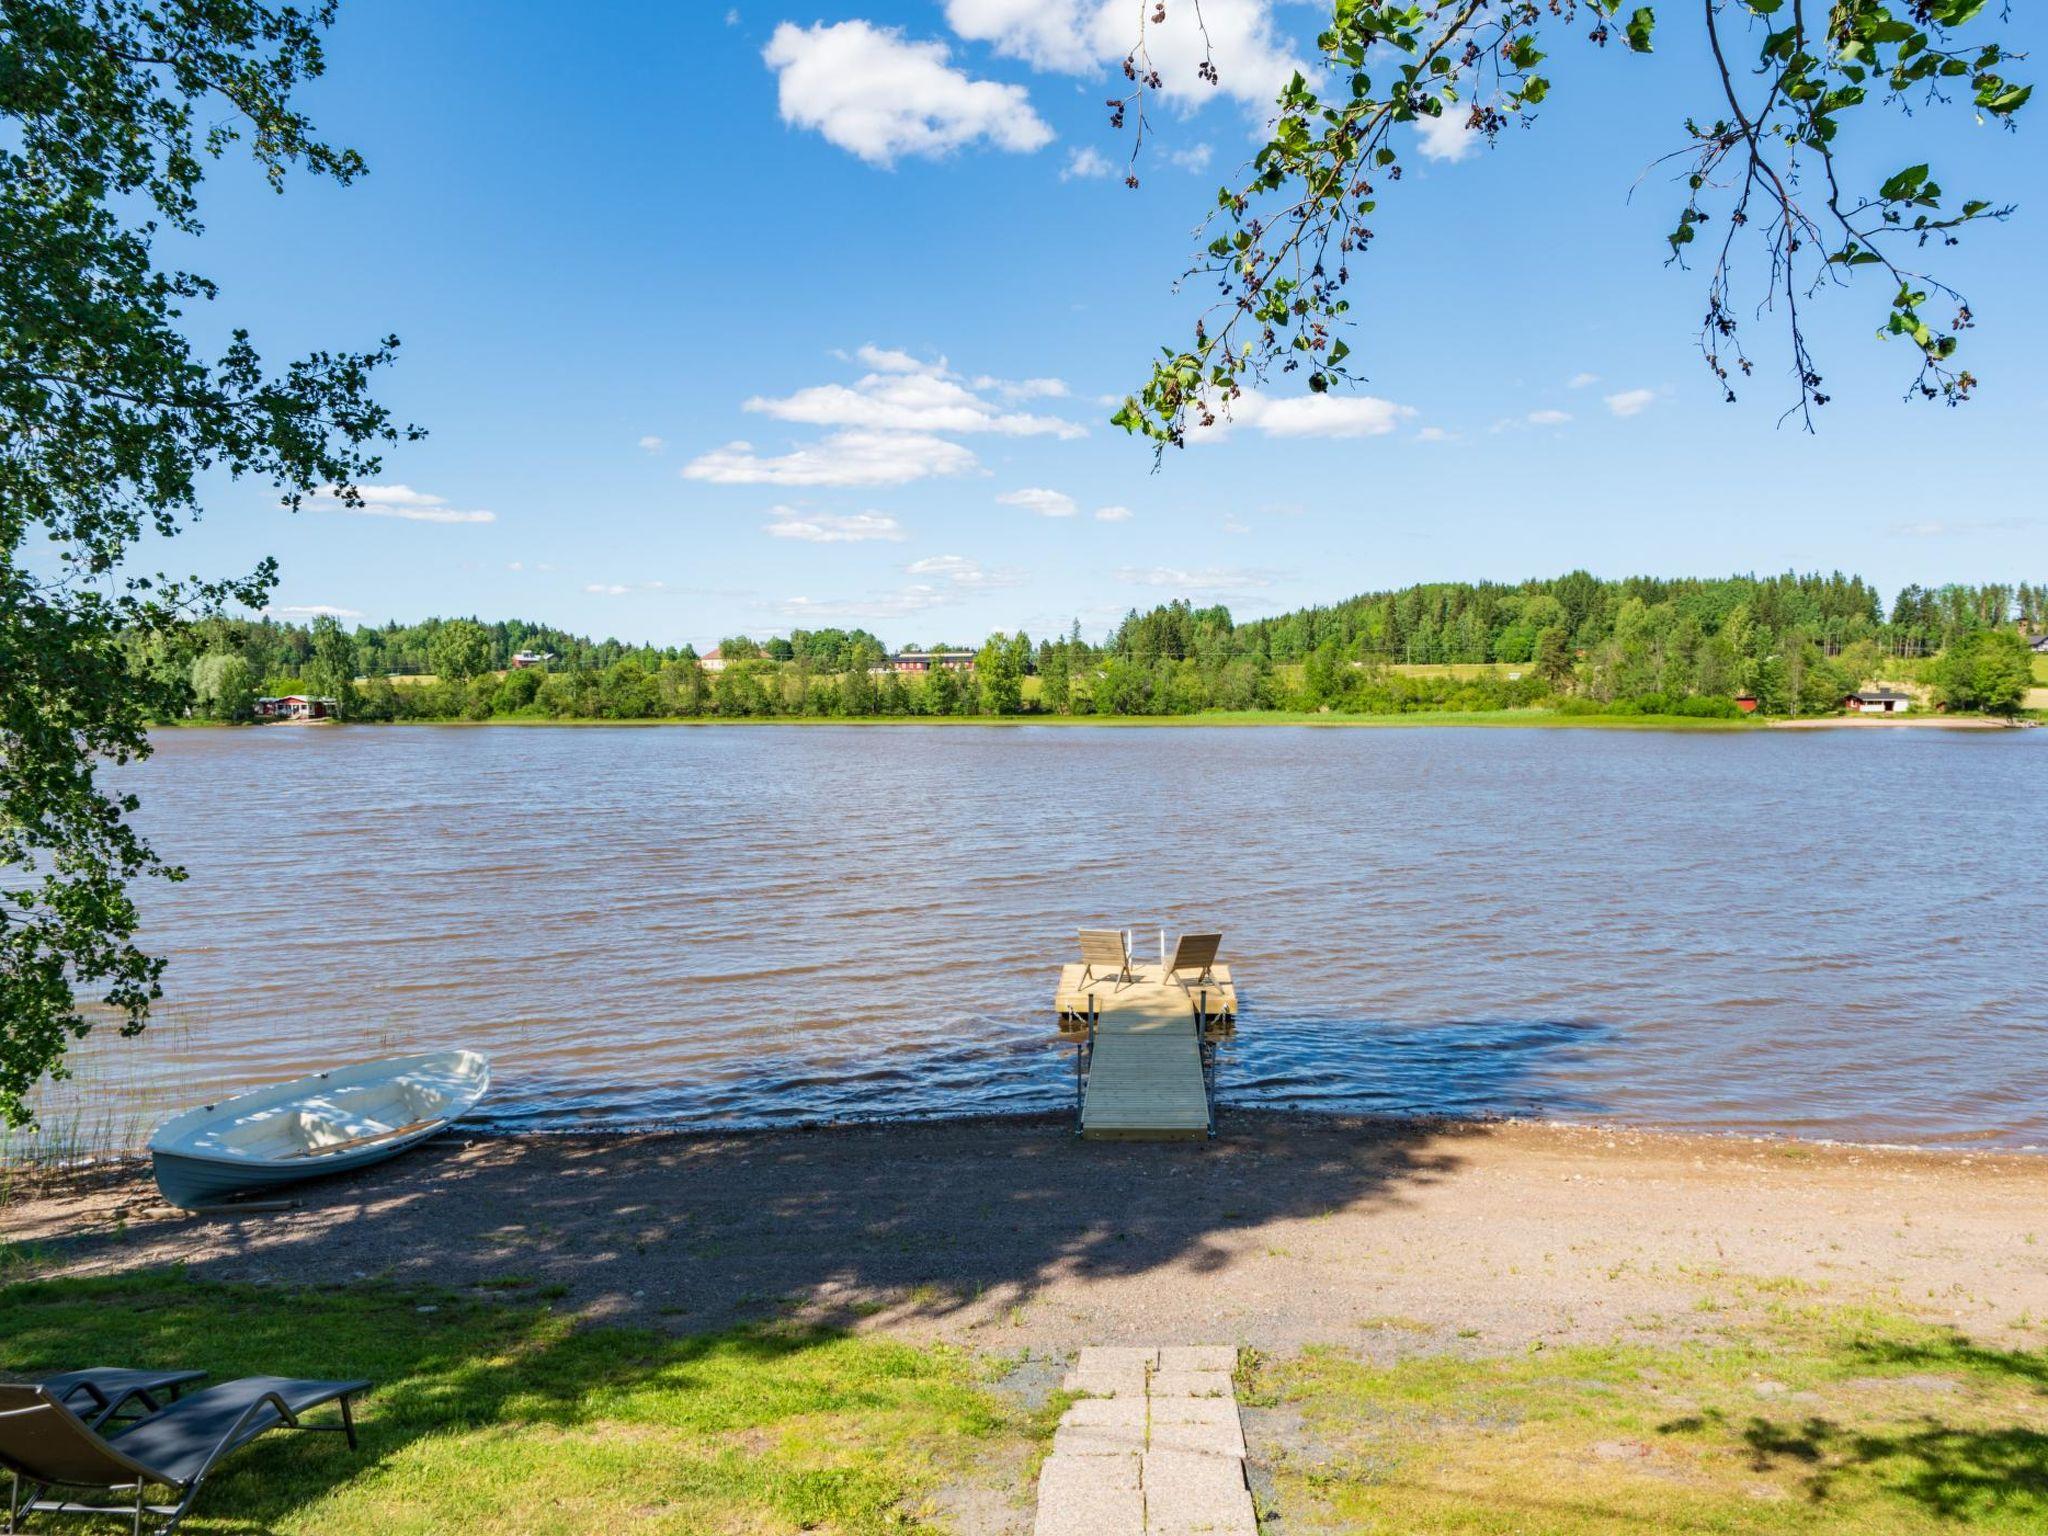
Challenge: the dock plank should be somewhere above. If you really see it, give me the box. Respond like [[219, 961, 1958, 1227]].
[[1059, 962, 1223, 1140]]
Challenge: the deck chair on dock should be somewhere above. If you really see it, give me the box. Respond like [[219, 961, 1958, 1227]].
[[1077, 929, 1135, 991], [1165, 932, 1223, 991], [0, 1374, 369, 1536]]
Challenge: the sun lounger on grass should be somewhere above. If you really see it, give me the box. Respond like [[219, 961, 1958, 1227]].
[[36, 1371, 207, 1431], [1, 1373, 368, 1535]]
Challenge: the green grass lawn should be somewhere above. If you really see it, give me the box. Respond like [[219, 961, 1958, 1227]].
[[1243, 1302, 2048, 1534], [0, 1272, 1048, 1535]]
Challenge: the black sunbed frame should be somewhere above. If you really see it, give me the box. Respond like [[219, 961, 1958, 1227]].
[[1, 1375, 368, 1536]]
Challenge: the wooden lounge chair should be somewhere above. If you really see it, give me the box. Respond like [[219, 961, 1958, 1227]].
[[0, 1374, 368, 1535], [1077, 929, 1134, 991], [1165, 932, 1223, 991]]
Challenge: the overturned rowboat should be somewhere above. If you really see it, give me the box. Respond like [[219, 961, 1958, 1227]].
[[148, 1050, 491, 1208]]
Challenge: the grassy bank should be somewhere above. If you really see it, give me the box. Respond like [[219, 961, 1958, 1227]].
[[4, 1270, 2039, 1534], [1245, 1300, 2048, 1533], [0, 1272, 1052, 1535], [239, 708, 1767, 731]]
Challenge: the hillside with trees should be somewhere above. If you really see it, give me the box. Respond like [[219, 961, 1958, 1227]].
[[151, 574, 2047, 726]]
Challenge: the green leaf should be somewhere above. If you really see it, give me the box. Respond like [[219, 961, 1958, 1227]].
[[1625, 6, 1655, 52], [1878, 163, 1930, 201]]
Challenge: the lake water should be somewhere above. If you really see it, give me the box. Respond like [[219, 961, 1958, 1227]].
[[46, 722, 2048, 1150]]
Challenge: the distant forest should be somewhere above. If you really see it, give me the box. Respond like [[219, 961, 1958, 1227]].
[[157, 572, 2046, 723]]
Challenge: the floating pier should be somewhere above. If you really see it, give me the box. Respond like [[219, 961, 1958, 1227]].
[[1055, 959, 1237, 1141]]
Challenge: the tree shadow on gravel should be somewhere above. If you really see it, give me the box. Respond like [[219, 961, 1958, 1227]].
[[3, 1020, 1609, 1339]]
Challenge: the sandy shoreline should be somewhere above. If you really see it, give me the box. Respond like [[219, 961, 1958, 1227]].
[[7, 1112, 2043, 1357]]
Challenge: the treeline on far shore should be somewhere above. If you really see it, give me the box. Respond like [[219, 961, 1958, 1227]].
[[156, 570, 2046, 724]]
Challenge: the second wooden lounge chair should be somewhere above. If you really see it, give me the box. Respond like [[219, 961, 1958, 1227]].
[[1165, 932, 1223, 991], [0, 1373, 369, 1536]]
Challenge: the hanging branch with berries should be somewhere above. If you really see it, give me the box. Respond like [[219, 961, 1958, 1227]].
[[1110, 0, 2028, 448]]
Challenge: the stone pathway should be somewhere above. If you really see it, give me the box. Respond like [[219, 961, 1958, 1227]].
[[1033, 1346, 1257, 1536]]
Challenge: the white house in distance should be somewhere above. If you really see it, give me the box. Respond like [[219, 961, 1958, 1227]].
[[509, 650, 557, 669], [699, 646, 727, 673], [1843, 688, 1913, 715]]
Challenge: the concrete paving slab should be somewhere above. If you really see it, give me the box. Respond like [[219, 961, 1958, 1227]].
[[1052, 1396, 1150, 1456], [1143, 1449, 1256, 1535], [1157, 1346, 1238, 1374], [1041, 1455, 1142, 1496], [1035, 1453, 1144, 1535], [1077, 1347, 1159, 1372], [1146, 1397, 1244, 1458], [1149, 1370, 1232, 1398], [1064, 1364, 1148, 1398]]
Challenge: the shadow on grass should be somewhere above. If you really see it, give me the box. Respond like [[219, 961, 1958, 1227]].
[[0, 1272, 1028, 1534], [1739, 1415, 2048, 1519], [1652, 1331, 2048, 1523]]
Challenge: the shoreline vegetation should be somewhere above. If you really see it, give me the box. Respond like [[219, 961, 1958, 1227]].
[[160, 707, 2033, 731], [157, 571, 2048, 728], [6, 1114, 2045, 1532]]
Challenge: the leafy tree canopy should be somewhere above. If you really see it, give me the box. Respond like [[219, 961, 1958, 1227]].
[[1, 0, 411, 1124]]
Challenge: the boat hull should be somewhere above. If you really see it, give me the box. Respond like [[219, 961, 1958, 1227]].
[[150, 1120, 450, 1208], [147, 1050, 490, 1209]]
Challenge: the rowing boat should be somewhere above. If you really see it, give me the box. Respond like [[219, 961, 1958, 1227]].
[[148, 1050, 491, 1208]]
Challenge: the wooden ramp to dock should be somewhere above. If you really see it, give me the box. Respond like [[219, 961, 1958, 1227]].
[[1055, 964, 1236, 1141]]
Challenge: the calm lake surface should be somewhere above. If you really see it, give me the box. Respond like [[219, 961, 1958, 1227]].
[[56, 723, 2048, 1149]]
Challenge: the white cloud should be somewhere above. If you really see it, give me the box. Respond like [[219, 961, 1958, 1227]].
[[907, 553, 1024, 588], [858, 344, 945, 374], [585, 583, 631, 596], [1415, 426, 1457, 443], [1191, 389, 1417, 441], [265, 603, 364, 620], [1222, 516, 1250, 535], [638, 434, 666, 454], [975, 374, 1070, 400], [779, 587, 953, 621], [1114, 565, 1276, 598], [682, 431, 978, 487], [1526, 408, 1573, 426], [779, 552, 1023, 622], [1062, 145, 1113, 180], [1887, 516, 2039, 537], [945, 0, 1305, 109], [1567, 371, 1600, 389], [997, 486, 1078, 518], [1604, 387, 1657, 417], [764, 509, 908, 543], [1169, 143, 1214, 172], [763, 20, 1053, 166], [745, 369, 1084, 438], [307, 483, 496, 524], [1413, 107, 1477, 163], [1094, 504, 1134, 522]]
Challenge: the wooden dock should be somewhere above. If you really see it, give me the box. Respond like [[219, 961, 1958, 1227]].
[[1055, 963, 1237, 1141]]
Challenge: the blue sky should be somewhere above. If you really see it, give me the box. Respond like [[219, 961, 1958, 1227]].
[[148, 0, 2048, 649]]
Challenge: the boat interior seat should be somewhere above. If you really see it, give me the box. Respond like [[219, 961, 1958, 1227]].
[[287, 1097, 396, 1150]]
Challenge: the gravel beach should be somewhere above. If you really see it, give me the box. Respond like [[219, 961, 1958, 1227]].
[[7, 1112, 2043, 1355]]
